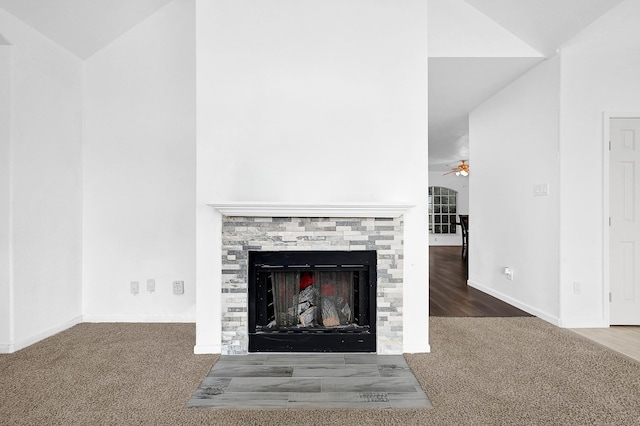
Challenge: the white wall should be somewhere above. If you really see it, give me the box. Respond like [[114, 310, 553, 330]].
[[0, 10, 83, 352], [469, 56, 561, 323], [0, 42, 11, 348], [558, 0, 640, 327], [83, 0, 196, 321], [428, 171, 469, 246], [196, 0, 429, 353]]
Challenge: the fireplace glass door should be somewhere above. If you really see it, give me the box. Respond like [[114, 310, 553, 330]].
[[248, 250, 376, 352], [270, 271, 356, 329]]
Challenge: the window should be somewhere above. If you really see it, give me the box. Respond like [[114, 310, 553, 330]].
[[428, 186, 457, 234]]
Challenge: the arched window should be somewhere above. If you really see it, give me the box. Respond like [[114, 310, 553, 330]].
[[428, 186, 457, 234]]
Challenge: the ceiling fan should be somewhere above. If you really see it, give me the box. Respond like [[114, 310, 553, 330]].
[[443, 160, 469, 176]]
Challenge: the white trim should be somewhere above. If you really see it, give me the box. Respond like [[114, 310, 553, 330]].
[[82, 315, 196, 323], [2, 315, 83, 353], [558, 317, 609, 328], [603, 111, 640, 327], [403, 343, 431, 354], [194, 344, 222, 354], [467, 280, 560, 326], [208, 202, 415, 218], [8, 73, 14, 350], [603, 112, 612, 327]]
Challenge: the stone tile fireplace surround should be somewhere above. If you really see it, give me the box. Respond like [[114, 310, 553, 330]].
[[199, 203, 414, 355]]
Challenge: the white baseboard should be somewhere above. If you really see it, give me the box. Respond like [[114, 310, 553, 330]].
[[0, 315, 197, 354], [82, 314, 196, 323], [0, 343, 14, 353], [467, 280, 560, 326], [558, 318, 608, 328], [1, 315, 83, 354], [402, 343, 431, 354], [194, 344, 222, 354]]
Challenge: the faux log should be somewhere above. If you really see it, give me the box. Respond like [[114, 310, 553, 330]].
[[299, 306, 318, 327], [322, 298, 341, 327]]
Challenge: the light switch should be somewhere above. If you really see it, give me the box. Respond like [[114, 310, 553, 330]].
[[173, 281, 184, 295]]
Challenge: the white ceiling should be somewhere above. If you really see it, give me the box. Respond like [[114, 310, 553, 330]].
[[429, 0, 625, 169], [428, 57, 544, 169], [0, 0, 173, 59], [465, 0, 626, 57], [0, 0, 627, 167]]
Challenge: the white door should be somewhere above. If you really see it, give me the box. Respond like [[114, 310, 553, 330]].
[[610, 118, 640, 325]]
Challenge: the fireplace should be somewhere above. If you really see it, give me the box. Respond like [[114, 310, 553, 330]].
[[203, 207, 412, 355], [248, 250, 377, 352]]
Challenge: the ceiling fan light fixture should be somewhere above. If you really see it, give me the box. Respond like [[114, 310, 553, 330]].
[[444, 160, 470, 177]]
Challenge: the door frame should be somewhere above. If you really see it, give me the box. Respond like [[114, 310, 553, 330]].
[[603, 112, 640, 326]]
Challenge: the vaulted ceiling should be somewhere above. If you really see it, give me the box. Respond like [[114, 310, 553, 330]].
[[428, 0, 625, 170], [0, 0, 627, 168], [0, 0, 173, 59]]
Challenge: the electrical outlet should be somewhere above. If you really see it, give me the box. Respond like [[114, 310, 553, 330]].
[[173, 280, 184, 295], [504, 267, 514, 281], [534, 183, 549, 196], [147, 279, 155, 293], [573, 281, 582, 295], [130, 281, 139, 295]]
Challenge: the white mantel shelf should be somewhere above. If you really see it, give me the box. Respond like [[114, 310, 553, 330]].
[[208, 202, 416, 218]]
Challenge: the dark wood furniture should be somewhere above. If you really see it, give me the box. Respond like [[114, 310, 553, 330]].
[[459, 214, 469, 261]]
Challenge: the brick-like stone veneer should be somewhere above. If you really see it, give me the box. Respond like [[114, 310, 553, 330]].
[[220, 216, 404, 354]]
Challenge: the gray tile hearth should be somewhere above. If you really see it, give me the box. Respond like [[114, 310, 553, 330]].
[[186, 354, 432, 410]]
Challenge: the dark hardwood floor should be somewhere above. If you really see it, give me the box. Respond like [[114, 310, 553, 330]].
[[429, 245, 531, 317]]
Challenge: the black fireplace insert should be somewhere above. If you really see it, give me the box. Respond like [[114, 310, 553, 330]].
[[248, 250, 377, 352]]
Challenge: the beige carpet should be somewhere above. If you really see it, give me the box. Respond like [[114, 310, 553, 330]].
[[1, 317, 639, 425]]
